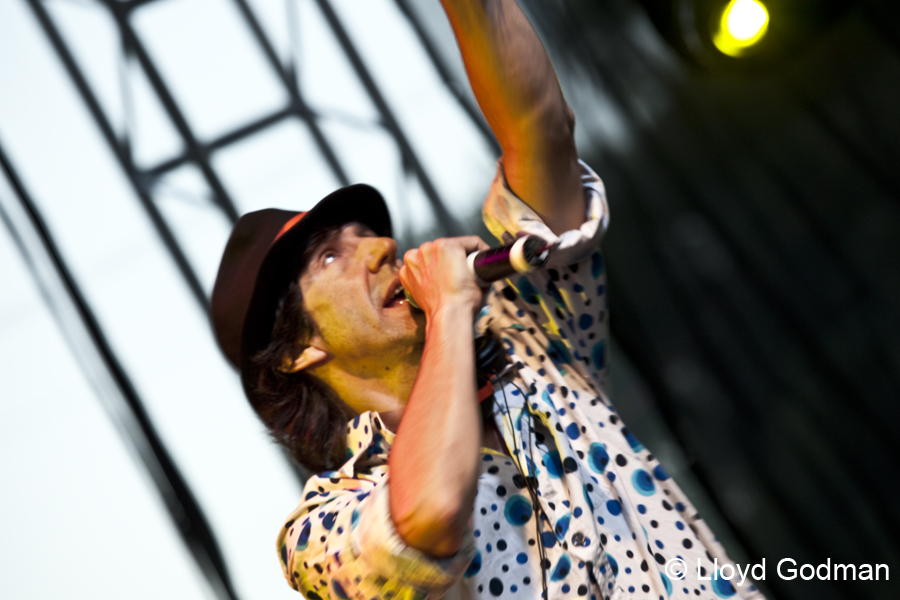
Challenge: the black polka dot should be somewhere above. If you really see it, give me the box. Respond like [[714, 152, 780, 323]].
[[497, 539, 507, 551], [642, 585, 650, 593], [513, 474, 527, 489], [493, 522, 500, 530], [563, 457, 578, 473], [609, 415, 618, 425], [577, 585, 588, 596], [524, 577, 531, 585], [650, 520, 658, 528], [640, 560, 649, 572], [488, 466, 499, 474], [489, 578, 504, 596], [683, 539, 693, 549], [502, 287, 518, 301], [626, 550, 634, 558], [502, 564, 509, 572], [497, 486, 507, 497], [662, 500, 673, 511], [615, 454, 627, 467], [654, 553, 665, 565]]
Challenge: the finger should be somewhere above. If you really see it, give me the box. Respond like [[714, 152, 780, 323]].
[[452, 235, 490, 255]]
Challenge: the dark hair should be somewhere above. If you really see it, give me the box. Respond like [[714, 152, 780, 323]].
[[246, 224, 351, 473]]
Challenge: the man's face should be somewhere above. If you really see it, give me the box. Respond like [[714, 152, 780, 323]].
[[298, 222, 424, 377]]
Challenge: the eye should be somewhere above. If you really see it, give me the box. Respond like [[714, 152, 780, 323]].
[[322, 251, 337, 266]]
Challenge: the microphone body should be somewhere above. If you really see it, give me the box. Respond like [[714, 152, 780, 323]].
[[467, 235, 551, 285], [403, 235, 551, 309]]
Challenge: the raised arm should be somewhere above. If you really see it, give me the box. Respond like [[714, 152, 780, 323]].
[[440, 0, 584, 235]]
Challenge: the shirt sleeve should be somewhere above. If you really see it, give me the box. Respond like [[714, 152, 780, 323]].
[[277, 473, 477, 600], [479, 159, 612, 391]]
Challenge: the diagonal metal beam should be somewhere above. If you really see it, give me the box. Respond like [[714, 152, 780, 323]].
[[0, 137, 240, 600], [393, 0, 500, 155], [104, 0, 240, 223], [315, 0, 463, 236], [227, 0, 350, 186], [26, 0, 209, 313]]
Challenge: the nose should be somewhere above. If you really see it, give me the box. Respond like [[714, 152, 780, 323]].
[[363, 236, 398, 273]]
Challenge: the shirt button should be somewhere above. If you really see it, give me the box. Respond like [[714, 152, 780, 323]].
[[571, 532, 585, 547]]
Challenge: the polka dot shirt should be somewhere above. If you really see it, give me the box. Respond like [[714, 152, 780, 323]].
[[277, 161, 765, 600]]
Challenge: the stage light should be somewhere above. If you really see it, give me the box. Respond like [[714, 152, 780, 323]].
[[713, 0, 770, 57]]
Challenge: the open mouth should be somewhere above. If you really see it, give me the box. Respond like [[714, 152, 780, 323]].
[[384, 281, 409, 308]]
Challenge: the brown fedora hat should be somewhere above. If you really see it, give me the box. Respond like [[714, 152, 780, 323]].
[[211, 184, 392, 392]]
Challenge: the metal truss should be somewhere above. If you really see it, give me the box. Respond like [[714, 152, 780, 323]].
[[16, 0, 498, 597]]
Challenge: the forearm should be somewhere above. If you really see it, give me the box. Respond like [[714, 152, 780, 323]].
[[440, 0, 567, 143], [440, 0, 583, 234], [388, 303, 482, 557]]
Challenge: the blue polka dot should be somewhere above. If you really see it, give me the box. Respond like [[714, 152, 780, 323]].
[[637, 504, 647, 514], [516, 552, 528, 564], [591, 340, 606, 370], [632, 469, 656, 496], [574, 507, 583, 518], [591, 252, 604, 278], [464, 551, 482, 578], [566, 422, 580, 440], [296, 520, 311, 550], [504, 494, 534, 526], [578, 314, 594, 330], [332, 580, 350, 600], [551, 554, 572, 581], [607, 472, 616, 482], [540, 389, 554, 407], [588, 443, 609, 473], [676, 502, 685, 512], [540, 531, 557, 548], [655, 540, 664, 549], [562, 584, 570, 593], [607, 554, 619, 575], [676, 521, 685, 530], [547, 339, 572, 365], [660, 572, 673, 595], [516, 276, 541, 304], [653, 464, 671, 481], [622, 427, 645, 452], [322, 512, 336, 530], [511, 585, 517, 593], [544, 451, 563, 478], [606, 500, 622, 516], [555, 513, 571, 539], [712, 572, 737, 598]]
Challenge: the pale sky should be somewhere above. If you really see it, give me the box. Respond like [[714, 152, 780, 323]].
[[0, 1, 495, 598]]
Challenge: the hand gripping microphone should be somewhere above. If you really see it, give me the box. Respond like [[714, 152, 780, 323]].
[[403, 235, 551, 309]]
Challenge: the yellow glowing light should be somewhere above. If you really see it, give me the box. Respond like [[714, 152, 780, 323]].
[[713, 0, 770, 57]]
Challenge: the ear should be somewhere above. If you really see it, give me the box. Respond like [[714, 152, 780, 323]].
[[279, 345, 329, 373]]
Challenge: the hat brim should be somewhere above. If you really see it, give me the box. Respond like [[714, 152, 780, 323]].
[[239, 184, 392, 394]]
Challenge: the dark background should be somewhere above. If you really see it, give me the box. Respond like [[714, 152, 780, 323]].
[[502, 1, 900, 598]]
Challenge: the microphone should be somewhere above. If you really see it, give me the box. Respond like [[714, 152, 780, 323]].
[[403, 235, 551, 309], [467, 235, 551, 285]]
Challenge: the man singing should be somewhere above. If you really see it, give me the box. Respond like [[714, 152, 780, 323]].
[[211, 1, 765, 598]]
